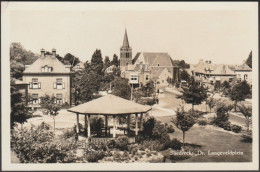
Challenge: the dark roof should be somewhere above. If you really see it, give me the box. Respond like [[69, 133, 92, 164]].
[[23, 55, 71, 74], [132, 52, 141, 64]]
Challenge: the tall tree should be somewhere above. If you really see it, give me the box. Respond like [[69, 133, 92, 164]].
[[180, 77, 208, 111], [10, 80, 31, 129], [80, 70, 102, 102], [64, 53, 80, 67], [104, 56, 111, 69], [179, 69, 190, 82], [245, 51, 252, 68], [91, 49, 104, 75], [229, 80, 251, 111], [10, 43, 39, 80], [172, 106, 196, 144], [111, 54, 119, 67]]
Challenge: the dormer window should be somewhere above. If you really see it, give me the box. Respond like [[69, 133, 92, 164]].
[[42, 65, 53, 72]]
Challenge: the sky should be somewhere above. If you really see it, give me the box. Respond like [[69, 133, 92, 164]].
[[8, 2, 258, 65]]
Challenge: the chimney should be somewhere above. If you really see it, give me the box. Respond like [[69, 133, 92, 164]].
[[52, 48, 56, 57], [40, 48, 45, 57]]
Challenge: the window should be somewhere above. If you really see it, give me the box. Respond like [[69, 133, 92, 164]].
[[54, 78, 65, 90], [229, 78, 233, 82], [126, 53, 129, 58], [56, 94, 63, 104], [146, 75, 149, 81], [130, 75, 138, 81], [32, 94, 39, 104], [158, 64, 160, 66], [244, 74, 248, 80], [41, 65, 52, 72], [29, 78, 41, 89]]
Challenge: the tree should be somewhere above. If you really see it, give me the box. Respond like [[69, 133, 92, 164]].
[[40, 95, 61, 132], [64, 53, 80, 67], [213, 102, 233, 128], [221, 81, 231, 96], [104, 56, 111, 69], [80, 71, 102, 102], [245, 51, 252, 68], [141, 80, 155, 97], [90, 49, 104, 75], [111, 77, 131, 100], [10, 80, 31, 129], [207, 97, 217, 113], [179, 69, 190, 82], [180, 77, 208, 111], [10, 43, 39, 80], [172, 106, 196, 144], [71, 70, 84, 105], [238, 103, 252, 131], [111, 54, 119, 67], [229, 81, 251, 111]]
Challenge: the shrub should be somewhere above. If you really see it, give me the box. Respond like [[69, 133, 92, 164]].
[[142, 117, 155, 138], [168, 139, 182, 150], [90, 117, 104, 137], [222, 121, 232, 131], [11, 124, 77, 163], [115, 136, 129, 151], [231, 124, 242, 133], [152, 122, 168, 139], [241, 131, 252, 143], [60, 128, 75, 139], [165, 124, 175, 133], [86, 150, 105, 162], [198, 119, 208, 126]]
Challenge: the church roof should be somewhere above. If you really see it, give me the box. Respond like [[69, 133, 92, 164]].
[[122, 29, 130, 47], [133, 52, 174, 67], [23, 55, 71, 74]]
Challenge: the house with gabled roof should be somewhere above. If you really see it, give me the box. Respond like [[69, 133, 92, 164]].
[[22, 48, 72, 107], [192, 59, 236, 90], [230, 62, 252, 85]]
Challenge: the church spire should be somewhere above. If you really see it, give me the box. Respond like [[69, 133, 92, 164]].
[[122, 29, 130, 47]]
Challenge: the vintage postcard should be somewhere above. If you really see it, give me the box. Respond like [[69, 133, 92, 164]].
[[1, 1, 259, 171]]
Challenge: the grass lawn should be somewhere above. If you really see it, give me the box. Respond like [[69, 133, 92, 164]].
[[156, 116, 252, 162]]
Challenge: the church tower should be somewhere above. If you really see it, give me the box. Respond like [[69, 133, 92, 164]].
[[120, 29, 132, 67]]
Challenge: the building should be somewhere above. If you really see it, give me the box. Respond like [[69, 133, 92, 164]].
[[22, 49, 72, 107], [230, 62, 252, 85], [120, 29, 179, 89], [192, 59, 236, 90], [105, 65, 116, 74], [72, 62, 85, 71]]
